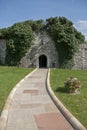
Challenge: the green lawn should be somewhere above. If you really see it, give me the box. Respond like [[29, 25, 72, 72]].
[[0, 66, 33, 113], [50, 69, 87, 129]]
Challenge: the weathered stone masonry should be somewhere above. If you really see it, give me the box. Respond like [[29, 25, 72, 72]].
[[20, 32, 58, 68], [73, 44, 87, 70], [0, 39, 6, 64], [0, 33, 87, 69]]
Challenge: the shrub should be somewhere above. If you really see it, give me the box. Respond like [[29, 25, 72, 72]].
[[64, 77, 81, 93]]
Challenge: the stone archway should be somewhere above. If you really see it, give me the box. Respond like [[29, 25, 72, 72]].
[[39, 55, 47, 68]]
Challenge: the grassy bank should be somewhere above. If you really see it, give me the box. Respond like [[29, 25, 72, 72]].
[[50, 69, 87, 128], [0, 66, 33, 113]]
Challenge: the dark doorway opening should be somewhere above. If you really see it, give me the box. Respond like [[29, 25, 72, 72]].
[[39, 55, 47, 68]]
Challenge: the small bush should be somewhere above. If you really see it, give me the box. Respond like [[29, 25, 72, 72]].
[[64, 77, 81, 93]]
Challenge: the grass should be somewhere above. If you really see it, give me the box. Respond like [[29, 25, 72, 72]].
[[0, 66, 34, 113], [50, 69, 87, 129]]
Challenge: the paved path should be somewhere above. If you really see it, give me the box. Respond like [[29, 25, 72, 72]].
[[6, 69, 74, 130]]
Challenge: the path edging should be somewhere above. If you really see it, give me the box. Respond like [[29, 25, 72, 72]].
[[0, 68, 37, 130], [46, 68, 86, 130]]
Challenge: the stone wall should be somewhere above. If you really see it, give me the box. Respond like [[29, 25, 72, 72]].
[[1, 35, 87, 70], [0, 39, 6, 64], [20, 32, 58, 68], [73, 44, 87, 70]]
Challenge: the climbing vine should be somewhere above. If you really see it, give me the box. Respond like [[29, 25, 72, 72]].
[[0, 23, 34, 65], [45, 17, 85, 68], [0, 17, 85, 67]]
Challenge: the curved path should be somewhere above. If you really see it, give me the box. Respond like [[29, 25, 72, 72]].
[[6, 69, 74, 130]]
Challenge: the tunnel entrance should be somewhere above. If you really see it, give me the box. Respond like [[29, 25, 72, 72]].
[[39, 55, 47, 68]]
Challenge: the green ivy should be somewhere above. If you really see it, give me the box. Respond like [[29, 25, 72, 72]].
[[0, 22, 34, 65], [0, 17, 85, 67], [46, 17, 85, 68]]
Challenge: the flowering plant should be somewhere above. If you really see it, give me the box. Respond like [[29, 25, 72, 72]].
[[64, 77, 81, 93]]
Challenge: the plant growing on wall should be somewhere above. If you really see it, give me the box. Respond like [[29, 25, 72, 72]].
[[0, 22, 34, 65], [45, 17, 85, 68], [0, 17, 85, 67]]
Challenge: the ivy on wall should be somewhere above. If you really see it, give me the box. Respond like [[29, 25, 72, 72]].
[[45, 17, 85, 68], [0, 17, 85, 67], [0, 22, 34, 65]]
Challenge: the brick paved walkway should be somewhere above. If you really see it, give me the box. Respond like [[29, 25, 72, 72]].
[[6, 69, 74, 130]]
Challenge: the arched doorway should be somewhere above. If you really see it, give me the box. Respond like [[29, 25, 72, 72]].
[[39, 55, 47, 68]]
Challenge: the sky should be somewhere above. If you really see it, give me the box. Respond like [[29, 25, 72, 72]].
[[0, 0, 87, 40]]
